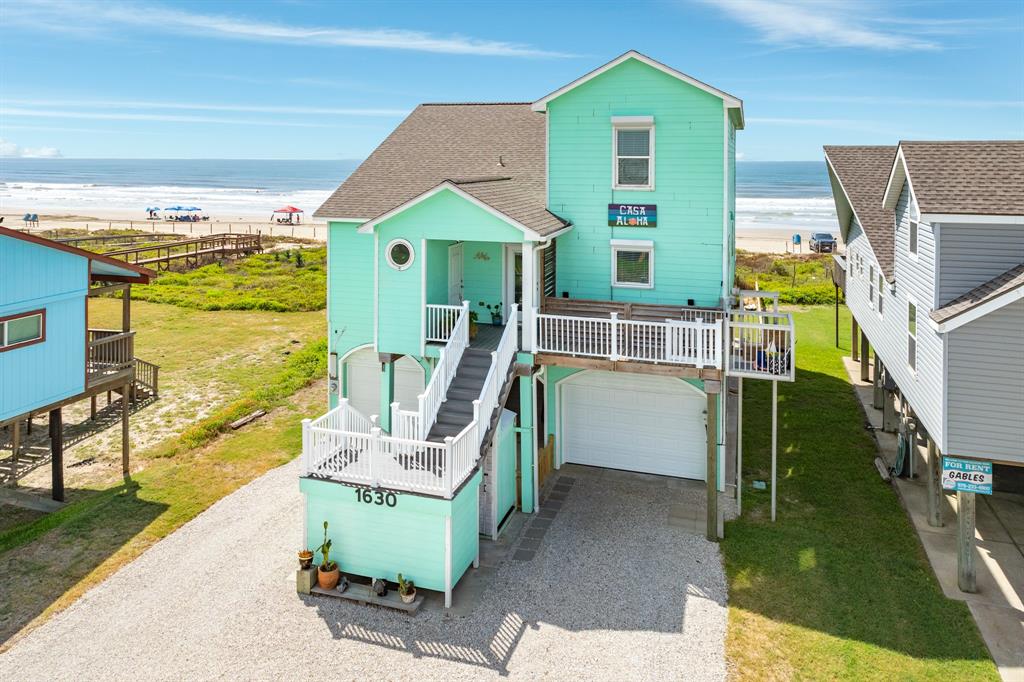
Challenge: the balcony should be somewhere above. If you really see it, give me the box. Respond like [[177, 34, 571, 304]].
[[86, 328, 160, 395]]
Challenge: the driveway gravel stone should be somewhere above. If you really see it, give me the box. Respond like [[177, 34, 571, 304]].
[[0, 460, 728, 681]]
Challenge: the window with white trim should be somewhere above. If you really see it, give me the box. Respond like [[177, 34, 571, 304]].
[[611, 240, 654, 288], [0, 310, 45, 352], [869, 265, 876, 307], [909, 220, 918, 256], [613, 120, 654, 190], [877, 274, 885, 316], [385, 238, 414, 271], [907, 301, 917, 371]]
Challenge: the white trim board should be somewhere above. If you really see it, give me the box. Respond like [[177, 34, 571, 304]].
[[531, 50, 744, 128], [935, 285, 1024, 333]]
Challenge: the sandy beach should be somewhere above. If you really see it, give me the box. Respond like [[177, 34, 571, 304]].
[[1, 207, 842, 254]]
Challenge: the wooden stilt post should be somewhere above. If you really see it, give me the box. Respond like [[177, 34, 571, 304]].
[[926, 439, 944, 527], [883, 386, 899, 433], [9, 420, 20, 487], [957, 491, 977, 592], [90, 395, 97, 420], [851, 316, 859, 362], [860, 330, 870, 382], [872, 355, 884, 409], [122, 382, 131, 476], [706, 386, 720, 541], [49, 408, 64, 502], [736, 378, 743, 516], [771, 380, 778, 522]]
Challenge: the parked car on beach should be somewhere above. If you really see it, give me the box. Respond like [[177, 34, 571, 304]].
[[810, 232, 837, 252]]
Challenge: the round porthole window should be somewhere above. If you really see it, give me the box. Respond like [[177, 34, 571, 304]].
[[386, 239, 414, 270]]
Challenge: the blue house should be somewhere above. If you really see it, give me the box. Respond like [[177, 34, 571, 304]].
[[1, 226, 155, 501]]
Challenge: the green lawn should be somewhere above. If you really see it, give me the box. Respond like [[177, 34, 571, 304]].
[[723, 305, 997, 679]]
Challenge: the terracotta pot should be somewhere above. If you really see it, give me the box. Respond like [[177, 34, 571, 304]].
[[298, 551, 313, 570], [318, 564, 340, 590], [400, 588, 416, 604]]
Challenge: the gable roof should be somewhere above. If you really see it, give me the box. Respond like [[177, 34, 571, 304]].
[[823, 145, 898, 281], [0, 227, 155, 283], [530, 51, 745, 128], [931, 262, 1024, 329], [883, 141, 1024, 216], [314, 103, 568, 238]]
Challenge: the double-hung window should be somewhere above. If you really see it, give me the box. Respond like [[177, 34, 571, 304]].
[[613, 117, 654, 190], [869, 265, 876, 307], [907, 301, 917, 371], [0, 309, 45, 352], [877, 274, 885, 316], [909, 220, 918, 256], [611, 239, 654, 289]]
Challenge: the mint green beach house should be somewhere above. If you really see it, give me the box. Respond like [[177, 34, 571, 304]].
[[301, 51, 794, 606]]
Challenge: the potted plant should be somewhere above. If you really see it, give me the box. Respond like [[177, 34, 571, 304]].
[[298, 548, 313, 570], [316, 521, 340, 590], [397, 573, 416, 604], [468, 311, 479, 339], [480, 302, 503, 326]]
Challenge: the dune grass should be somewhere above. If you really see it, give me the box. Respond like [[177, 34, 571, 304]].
[[723, 305, 997, 679], [735, 251, 840, 305]]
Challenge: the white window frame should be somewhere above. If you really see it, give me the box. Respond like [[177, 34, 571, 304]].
[[908, 220, 919, 259], [612, 117, 655, 191], [385, 238, 415, 271], [907, 297, 918, 372], [868, 264, 876, 308], [877, 274, 885, 317], [610, 239, 654, 289]]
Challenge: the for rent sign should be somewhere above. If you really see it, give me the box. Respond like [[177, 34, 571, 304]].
[[941, 457, 993, 495], [608, 204, 657, 227]]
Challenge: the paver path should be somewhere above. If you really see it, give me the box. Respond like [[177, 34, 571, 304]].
[[0, 460, 727, 680]]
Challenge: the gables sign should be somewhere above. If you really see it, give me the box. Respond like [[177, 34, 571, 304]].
[[941, 457, 993, 495], [608, 204, 656, 227]]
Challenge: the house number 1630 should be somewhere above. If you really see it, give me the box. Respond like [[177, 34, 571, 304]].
[[355, 488, 397, 507]]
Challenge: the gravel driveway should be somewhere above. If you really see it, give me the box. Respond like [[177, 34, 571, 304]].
[[0, 460, 728, 681]]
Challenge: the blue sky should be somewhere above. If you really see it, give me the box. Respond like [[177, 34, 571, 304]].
[[1, 0, 1021, 161]]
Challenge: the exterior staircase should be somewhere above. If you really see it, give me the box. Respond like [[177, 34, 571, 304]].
[[426, 348, 492, 442]]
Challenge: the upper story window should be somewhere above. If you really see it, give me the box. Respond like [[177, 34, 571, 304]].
[[612, 117, 654, 190], [907, 301, 917, 371], [868, 265, 876, 306], [385, 238, 414, 271], [878, 274, 885, 316], [908, 220, 918, 256], [611, 239, 654, 288], [0, 309, 45, 352]]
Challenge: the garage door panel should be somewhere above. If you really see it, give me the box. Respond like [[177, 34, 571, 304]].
[[561, 372, 706, 480], [344, 349, 425, 418]]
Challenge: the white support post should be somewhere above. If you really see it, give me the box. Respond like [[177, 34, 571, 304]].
[[301, 418, 311, 476], [390, 401, 400, 438], [696, 317, 706, 368], [609, 312, 620, 361], [736, 378, 743, 516], [370, 426, 382, 489], [771, 380, 778, 522], [444, 515, 453, 608], [521, 242, 536, 352], [444, 436, 454, 498]]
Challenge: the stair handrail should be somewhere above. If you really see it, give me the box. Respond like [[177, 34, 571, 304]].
[[416, 300, 470, 439], [472, 304, 519, 448]]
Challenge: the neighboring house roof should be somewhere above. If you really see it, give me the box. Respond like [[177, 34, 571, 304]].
[[823, 145, 898, 281], [0, 226, 155, 283], [931, 262, 1024, 329], [530, 50, 745, 129], [314, 103, 569, 238], [883, 140, 1024, 216]]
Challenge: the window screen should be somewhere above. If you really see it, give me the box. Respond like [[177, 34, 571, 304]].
[[614, 249, 651, 285], [615, 128, 651, 187]]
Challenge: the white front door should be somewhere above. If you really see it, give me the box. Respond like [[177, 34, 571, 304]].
[[448, 243, 464, 305], [344, 348, 425, 419], [560, 371, 707, 480], [504, 243, 523, 321]]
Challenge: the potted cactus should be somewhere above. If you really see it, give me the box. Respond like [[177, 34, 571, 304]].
[[316, 521, 340, 590], [397, 573, 416, 604]]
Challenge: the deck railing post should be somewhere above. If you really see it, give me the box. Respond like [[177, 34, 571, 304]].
[[301, 419, 311, 476], [444, 436, 455, 498], [609, 312, 620, 361], [696, 317, 706, 368], [370, 427, 382, 489]]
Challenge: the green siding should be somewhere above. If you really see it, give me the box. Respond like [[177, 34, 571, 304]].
[[328, 221, 374, 359], [425, 240, 453, 305], [376, 189, 526, 356], [462, 241, 503, 320], [548, 57, 727, 307], [301, 471, 481, 593]]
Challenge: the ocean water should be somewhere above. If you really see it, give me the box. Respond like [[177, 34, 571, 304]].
[[0, 159, 836, 231]]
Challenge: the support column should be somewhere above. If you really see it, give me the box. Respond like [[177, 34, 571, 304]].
[[706, 384, 720, 541], [860, 330, 870, 382], [521, 242, 536, 352], [851, 316, 859, 362], [882, 386, 899, 433], [926, 439, 944, 527], [9, 420, 20, 487], [518, 368, 535, 514], [49, 408, 64, 502], [958, 491, 977, 593], [872, 355, 885, 409], [122, 381, 131, 477], [736, 378, 743, 516], [379, 360, 395, 433]]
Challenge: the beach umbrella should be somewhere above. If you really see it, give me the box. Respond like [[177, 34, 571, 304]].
[[185, 206, 201, 212], [273, 205, 304, 213]]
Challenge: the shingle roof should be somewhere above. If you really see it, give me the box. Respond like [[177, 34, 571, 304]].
[[931, 262, 1024, 324], [823, 145, 898, 280], [900, 141, 1024, 216], [314, 103, 569, 237]]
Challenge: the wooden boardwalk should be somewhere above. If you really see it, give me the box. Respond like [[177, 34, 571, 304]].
[[101, 233, 263, 271]]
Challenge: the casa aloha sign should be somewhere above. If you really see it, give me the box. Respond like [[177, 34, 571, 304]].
[[608, 204, 657, 227]]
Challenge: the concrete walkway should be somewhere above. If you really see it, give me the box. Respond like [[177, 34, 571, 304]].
[[0, 460, 728, 680], [843, 357, 1024, 682]]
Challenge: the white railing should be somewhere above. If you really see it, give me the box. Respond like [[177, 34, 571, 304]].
[[472, 304, 519, 447], [727, 310, 796, 382], [416, 300, 470, 439], [425, 304, 463, 342], [534, 312, 723, 368]]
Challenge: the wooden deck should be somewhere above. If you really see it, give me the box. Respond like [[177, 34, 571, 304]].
[[102, 234, 263, 271]]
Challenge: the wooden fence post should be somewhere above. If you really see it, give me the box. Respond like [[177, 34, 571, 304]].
[[957, 491, 977, 592]]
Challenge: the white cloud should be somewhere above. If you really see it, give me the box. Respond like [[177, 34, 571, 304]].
[[697, 0, 951, 51], [8, 0, 575, 58], [0, 138, 63, 158]]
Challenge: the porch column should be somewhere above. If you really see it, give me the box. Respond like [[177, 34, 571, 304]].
[[851, 316, 859, 362], [872, 355, 884, 410], [706, 381, 720, 541], [521, 242, 536, 352], [958, 491, 977, 593], [860, 330, 870, 382], [49, 408, 64, 502], [518, 365, 535, 514], [926, 438, 944, 527], [379, 360, 395, 433]]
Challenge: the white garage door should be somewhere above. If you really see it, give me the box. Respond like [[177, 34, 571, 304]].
[[561, 372, 707, 480], [344, 348, 425, 418]]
